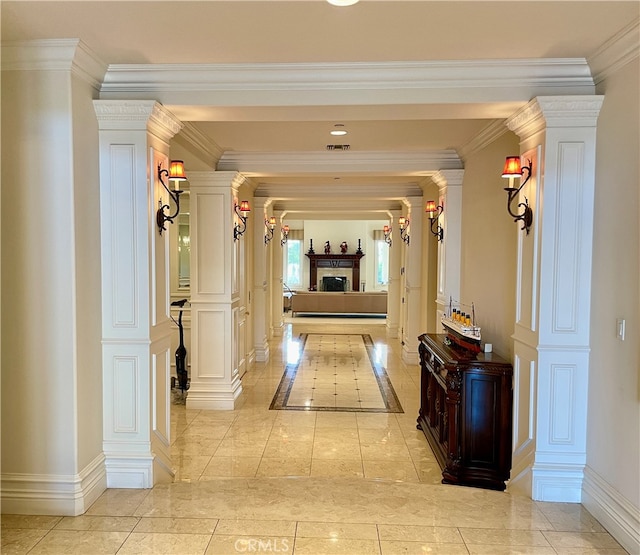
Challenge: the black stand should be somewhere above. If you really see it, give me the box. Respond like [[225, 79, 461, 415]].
[[171, 299, 190, 403]]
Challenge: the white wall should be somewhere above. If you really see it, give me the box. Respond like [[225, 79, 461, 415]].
[[585, 57, 639, 550]]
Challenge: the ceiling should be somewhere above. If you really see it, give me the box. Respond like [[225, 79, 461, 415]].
[[3, 1, 638, 217]]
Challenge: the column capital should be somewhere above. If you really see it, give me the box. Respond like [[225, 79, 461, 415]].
[[432, 169, 465, 190], [506, 95, 604, 139], [93, 100, 183, 140], [187, 170, 253, 194]]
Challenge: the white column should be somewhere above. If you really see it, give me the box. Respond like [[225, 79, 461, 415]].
[[2, 40, 107, 514], [186, 171, 249, 410], [432, 170, 465, 324], [95, 100, 182, 488], [386, 210, 402, 338], [253, 198, 271, 361], [506, 96, 604, 501], [270, 210, 285, 337], [402, 196, 424, 365]]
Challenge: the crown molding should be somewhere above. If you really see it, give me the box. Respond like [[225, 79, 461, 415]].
[[588, 18, 640, 84], [173, 122, 225, 166], [456, 119, 510, 162], [100, 58, 594, 106], [2, 39, 107, 90], [217, 150, 462, 176]]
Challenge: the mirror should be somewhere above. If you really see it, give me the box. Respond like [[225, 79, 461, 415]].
[[177, 208, 190, 289]]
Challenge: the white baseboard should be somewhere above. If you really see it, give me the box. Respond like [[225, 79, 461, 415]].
[[1, 453, 106, 515], [582, 466, 640, 555]]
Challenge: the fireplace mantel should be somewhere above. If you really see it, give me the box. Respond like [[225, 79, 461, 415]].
[[306, 252, 365, 291]]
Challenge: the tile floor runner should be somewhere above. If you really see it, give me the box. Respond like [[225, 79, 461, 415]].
[[269, 333, 403, 413]]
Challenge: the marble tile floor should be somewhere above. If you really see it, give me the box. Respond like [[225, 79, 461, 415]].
[[1, 320, 628, 554], [270, 333, 402, 412]]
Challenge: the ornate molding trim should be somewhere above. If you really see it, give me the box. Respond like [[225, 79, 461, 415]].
[[148, 103, 184, 141], [93, 100, 183, 138], [432, 169, 465, 189], [505, 98, 546, 139], [507, 96, 605, 138], [535, 96, 605, 127]]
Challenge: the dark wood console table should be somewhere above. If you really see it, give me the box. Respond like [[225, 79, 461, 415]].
[[306, 253, 364, 291], [417, 333, 513, 490]]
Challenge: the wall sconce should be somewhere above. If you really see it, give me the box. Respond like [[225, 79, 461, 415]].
[[264, 216, 276, 244], [425, 200, 444, 242], [281, 225, 290, 246], [156, 160, 187, 235], [398, 217, 410, 245], [502, 156, 533, 234], [383, 225, 392, 246], [234, 200, 250, 241]]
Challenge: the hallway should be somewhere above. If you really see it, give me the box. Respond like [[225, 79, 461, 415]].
[[1, 321, 627, 554]]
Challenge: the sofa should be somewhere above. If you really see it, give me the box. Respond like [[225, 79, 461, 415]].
[[290, 291, 387, 316]]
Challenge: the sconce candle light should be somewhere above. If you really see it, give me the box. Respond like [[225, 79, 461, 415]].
[[264, 216, 276, 244], [234, 200, 251, 241], [383, 225, 392, 246], [156, 160, 187, 234], [398, 217, 410, 245], [281, 225, 290, 246], [502, 156, 533, 234], [425, 200, 444, 242]]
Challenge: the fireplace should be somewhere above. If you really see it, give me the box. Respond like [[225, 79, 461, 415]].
[[322, 276, 348, 292], [305, 252, 365, 291]]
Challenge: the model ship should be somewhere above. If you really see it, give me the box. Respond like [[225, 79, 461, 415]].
[[441, 298, 481, 353]]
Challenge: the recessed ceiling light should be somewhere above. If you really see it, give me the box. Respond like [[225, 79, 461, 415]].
[[327, 0, 359, 5], [330, 124, 348, 136]]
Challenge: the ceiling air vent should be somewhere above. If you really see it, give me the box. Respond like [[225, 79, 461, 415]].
[[326, 144, 350, 151]]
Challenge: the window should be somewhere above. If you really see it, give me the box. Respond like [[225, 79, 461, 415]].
[[285, 239, 302, 288], [375, 239, 389, 288]]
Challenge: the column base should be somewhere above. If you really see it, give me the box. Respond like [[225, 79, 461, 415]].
[[254, 340, 270, 362], [401, 343, 420, 365], [105, 454, 154, 489], [186, 381, 243, 410], [531, 461, 584, 502]]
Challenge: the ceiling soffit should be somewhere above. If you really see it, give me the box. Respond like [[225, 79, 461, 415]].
[[218, 150, 463, 177]]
